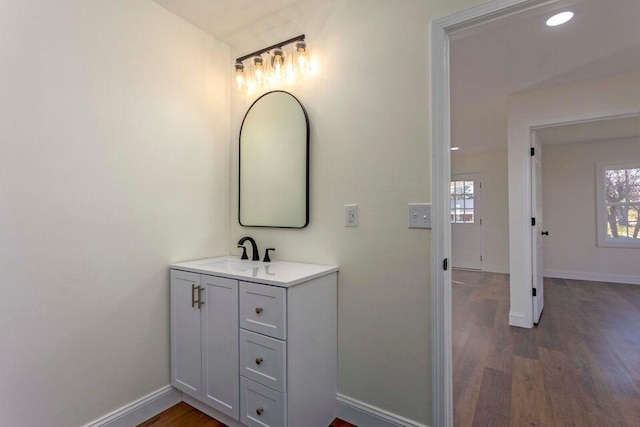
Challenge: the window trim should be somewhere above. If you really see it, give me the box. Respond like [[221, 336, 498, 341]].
[[596, 161, 640, 248]]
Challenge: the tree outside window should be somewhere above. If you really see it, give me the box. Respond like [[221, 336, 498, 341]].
[[599, 165, 640, 247]]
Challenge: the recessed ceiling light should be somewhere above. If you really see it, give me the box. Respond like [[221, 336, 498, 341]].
[[451, 147, 460, 151], [546, 11, 574, 27]]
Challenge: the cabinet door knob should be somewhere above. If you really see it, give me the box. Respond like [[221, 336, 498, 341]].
[[256, 407, 264, 416], [255, 357, 264, 365], [255, 307, 263, 314]]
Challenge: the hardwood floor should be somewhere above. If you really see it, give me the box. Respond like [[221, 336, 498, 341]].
[[137, 402, 356, 427], [138, 403, 225, 427], [452, 270, 640, 427]]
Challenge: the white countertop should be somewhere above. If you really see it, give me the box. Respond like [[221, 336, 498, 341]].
[[170, 256, 338, 287]]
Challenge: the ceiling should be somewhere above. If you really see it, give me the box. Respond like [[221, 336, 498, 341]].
[[451, 0, 640, 153], [536, 115, 640, 147], [152, 0, 334, 47]]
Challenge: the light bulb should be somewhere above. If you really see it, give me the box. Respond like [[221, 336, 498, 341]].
[[234, 61, 244, 89], [270, 48, 286, 79], [253, 56, 264, 84], [295, 41, 307, 72]]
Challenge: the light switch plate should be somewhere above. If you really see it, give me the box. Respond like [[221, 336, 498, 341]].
[[408, 203, 431, 229], [344, 204, 358, 227]]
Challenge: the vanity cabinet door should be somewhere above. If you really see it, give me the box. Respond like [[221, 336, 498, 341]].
[[170, 270, 202, 399], [201, 275, 240, 420]]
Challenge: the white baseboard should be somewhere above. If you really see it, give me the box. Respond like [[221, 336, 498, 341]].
[[83, 387, 430, 427], [509, 311, 530, 328], [336, 393, 429, 427], [544, 269, 640, 285], [81, 385, 181, 427]]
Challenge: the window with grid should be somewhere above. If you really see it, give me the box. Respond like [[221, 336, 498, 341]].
[[597, 164, 640, 248], [450, 180, 475, 224]]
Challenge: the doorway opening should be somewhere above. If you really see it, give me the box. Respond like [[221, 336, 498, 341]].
[[431, 0, 640, 425]]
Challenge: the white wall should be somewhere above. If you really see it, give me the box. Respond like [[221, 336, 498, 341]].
[[542, 137, 640, 282], [507, 69, 640, 327], [226, 0, 484, 423], [452, 150, 509, 274], [0, 1, 230, 426]]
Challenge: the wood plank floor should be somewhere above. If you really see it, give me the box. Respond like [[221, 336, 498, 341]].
[[137, 402, 356, 426], [452, 270, 640, 427]]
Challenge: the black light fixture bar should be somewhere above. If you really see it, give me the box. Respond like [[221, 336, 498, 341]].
[[236, 34, 306, 63]]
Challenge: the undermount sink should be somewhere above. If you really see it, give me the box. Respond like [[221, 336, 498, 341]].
[[201, 258, 260, 272]]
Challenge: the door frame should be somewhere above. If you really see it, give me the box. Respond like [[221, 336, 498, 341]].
[[450, 173, 484, 271], [521, 107, 640, 322], [430, 1, 557, 426], [530, 132, 544, 324]]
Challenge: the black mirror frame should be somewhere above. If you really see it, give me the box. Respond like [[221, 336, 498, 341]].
[[238, 90, 310, 229]]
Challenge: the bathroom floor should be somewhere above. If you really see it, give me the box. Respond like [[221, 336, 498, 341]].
[[452, 270, 640, 426], [137, 402, 356, 426]]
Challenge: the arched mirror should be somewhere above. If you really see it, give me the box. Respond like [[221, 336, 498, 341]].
[[239, 91, 309, 228]]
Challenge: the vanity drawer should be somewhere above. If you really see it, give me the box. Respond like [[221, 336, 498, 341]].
[[240, 377, 287, 427], [240, 329, 287, 392], [240, 282, 287, 340]]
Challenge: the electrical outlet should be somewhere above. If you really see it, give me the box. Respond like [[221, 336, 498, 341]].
[[344, 204, 358, 227], [408, 203, 431, 229]]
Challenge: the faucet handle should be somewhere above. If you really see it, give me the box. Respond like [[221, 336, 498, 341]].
[[237, 245, 248, 260], [263, 248, 276, 263]]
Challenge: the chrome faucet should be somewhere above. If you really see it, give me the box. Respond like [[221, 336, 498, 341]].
[[237, 236, 259, 261]]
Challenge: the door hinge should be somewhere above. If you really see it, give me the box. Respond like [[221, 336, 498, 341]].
[[531, 147, 535, 156], [531, 217, 536, 226], [532, 288, 537, 297], [479, 218, 483, 225], [479, 182, 482, 189], [443, 258, 448, 271], [480, 255, 483, 262]]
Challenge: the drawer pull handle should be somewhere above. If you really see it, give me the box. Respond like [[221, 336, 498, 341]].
[[191, 284, 197, 308], [255, 357, 264, 365], [255, 307, 263, 314], [256, 407, 264, 416]]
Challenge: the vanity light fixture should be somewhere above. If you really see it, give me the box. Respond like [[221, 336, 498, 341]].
[[234, 34, 312, 94], [546, 11, 574, 27]]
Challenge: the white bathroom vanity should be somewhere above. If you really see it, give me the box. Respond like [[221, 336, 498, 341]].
[[170, 256, 338, 427]]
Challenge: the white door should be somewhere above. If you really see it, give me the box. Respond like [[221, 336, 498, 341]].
[[532, 139, 545, 324], [170, 270, 202, 399], [451, 174, 483, 270], [201, 275, 240, 419]]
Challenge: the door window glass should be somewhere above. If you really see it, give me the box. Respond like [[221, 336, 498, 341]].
[[450, 180, 474, 223]]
